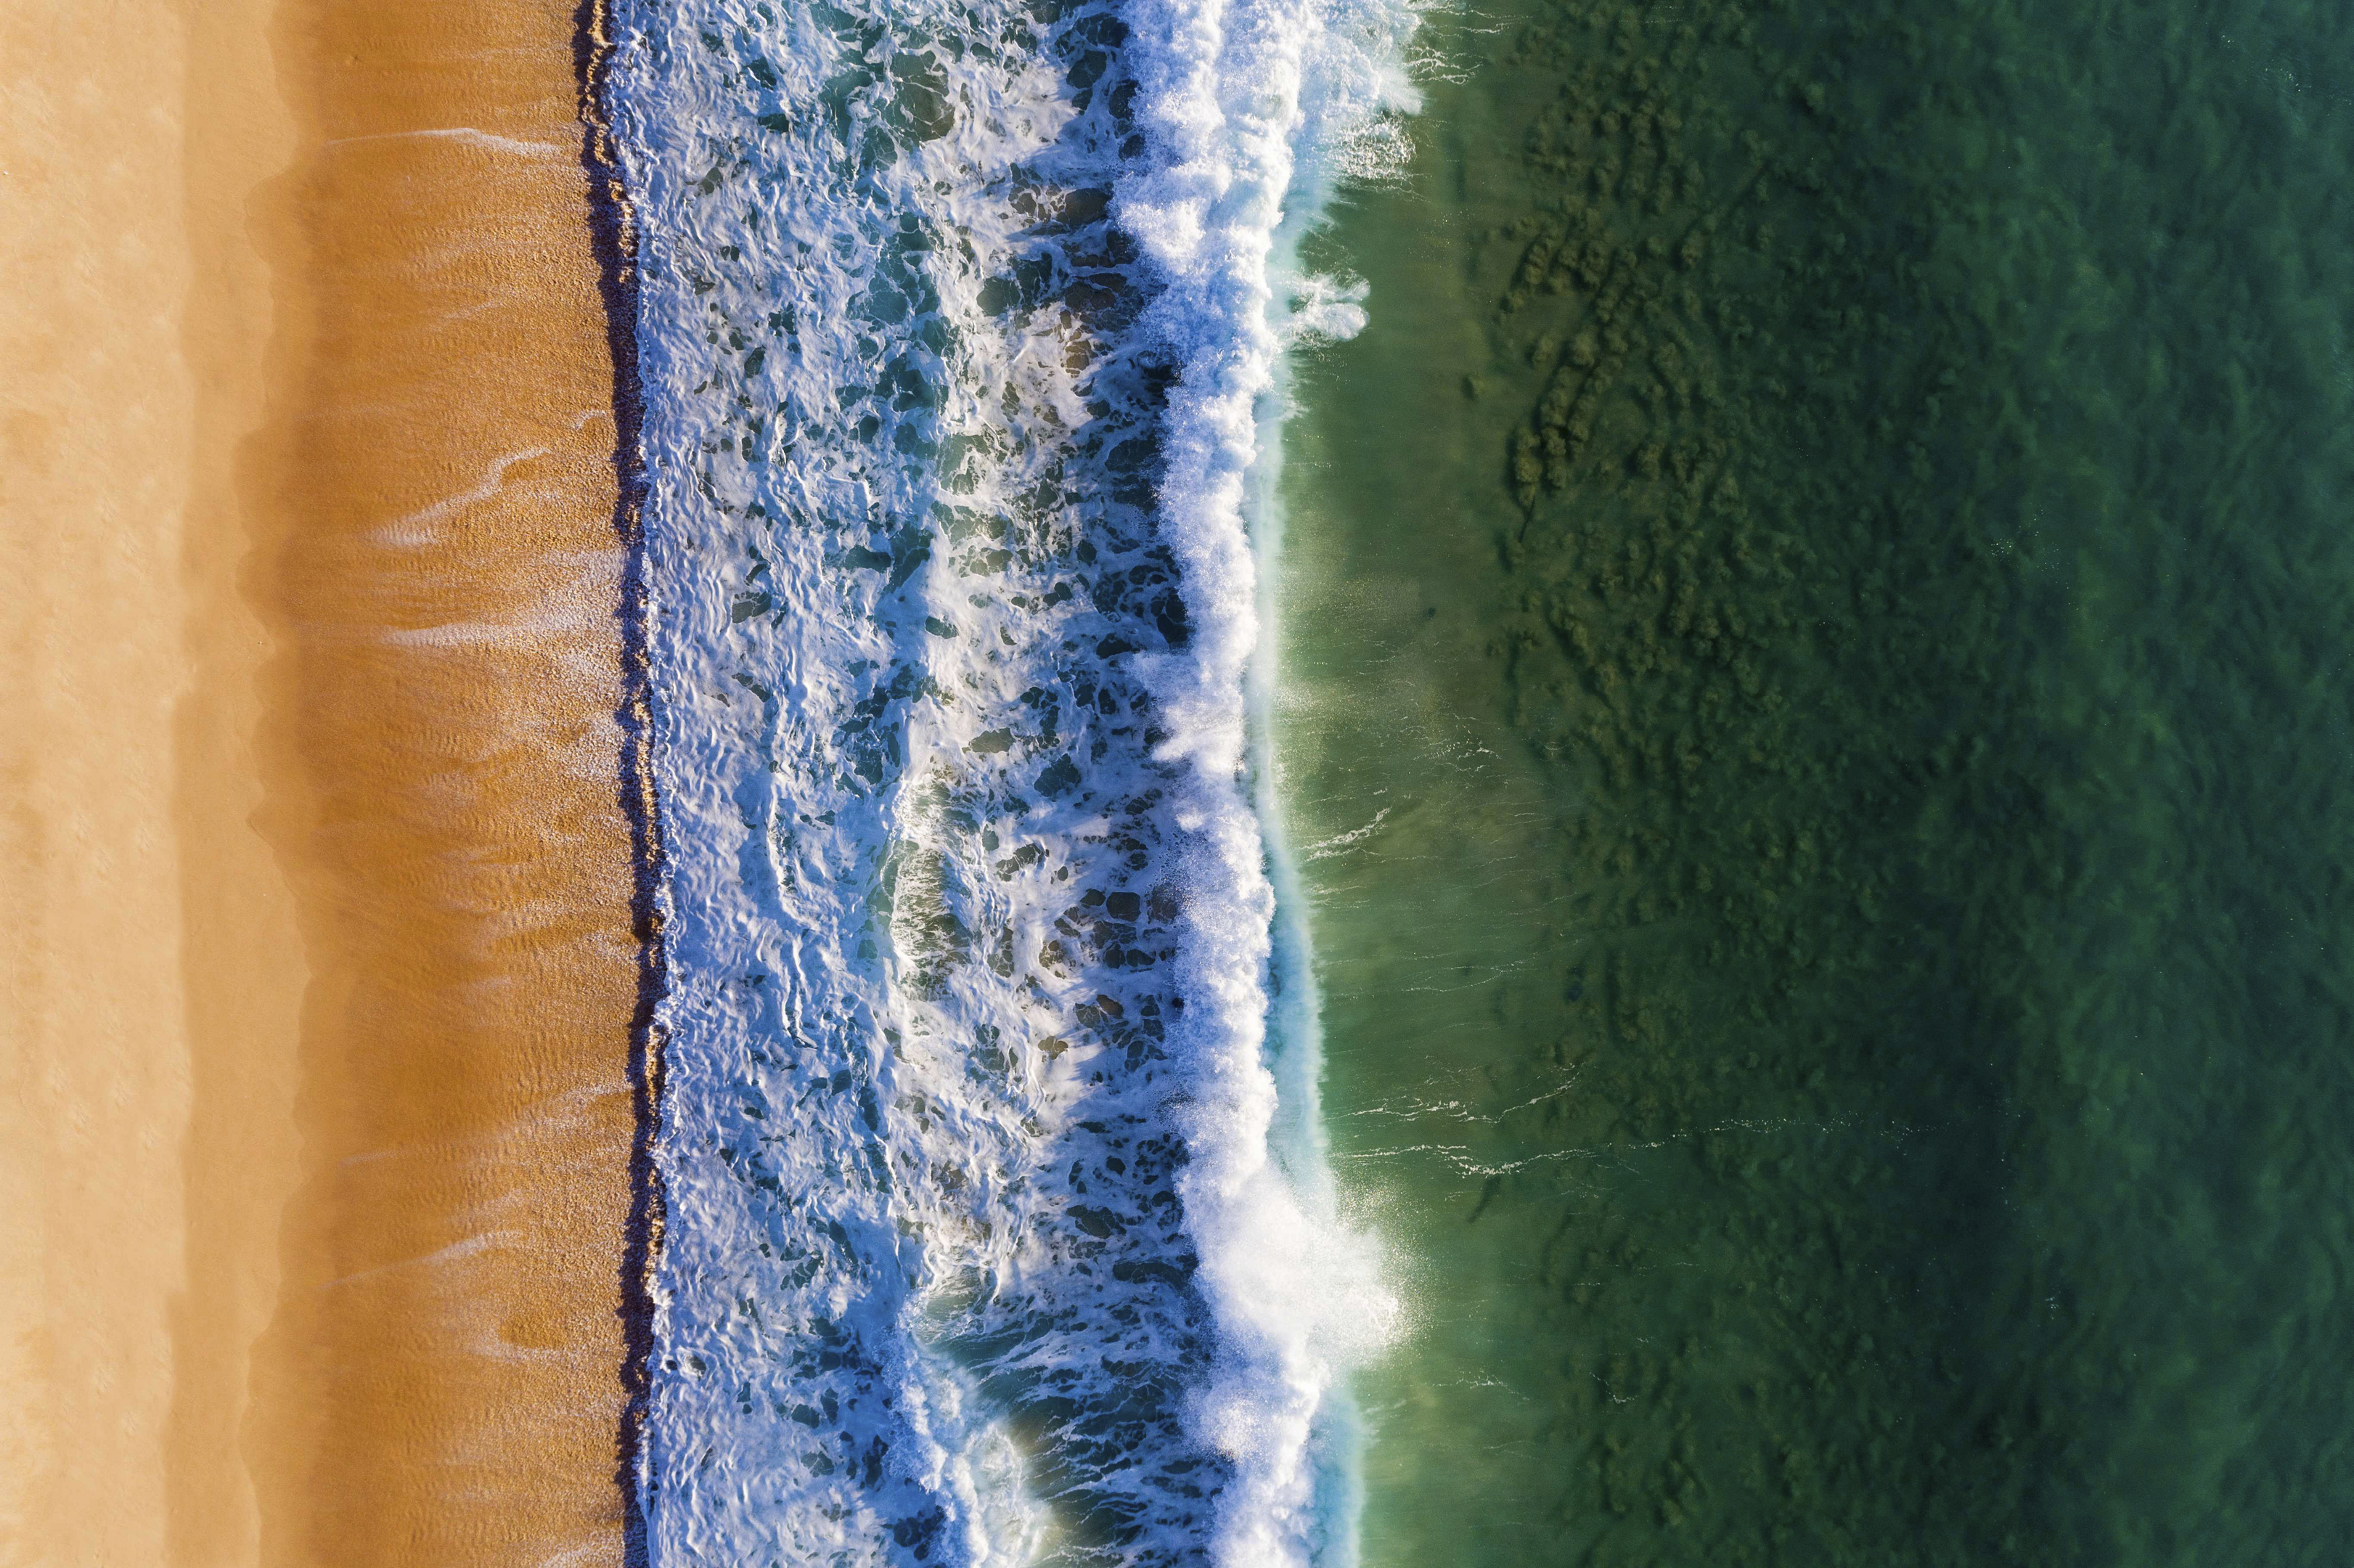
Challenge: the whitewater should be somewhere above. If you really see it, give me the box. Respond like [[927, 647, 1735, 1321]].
[[603, 0, 1417, 1559]]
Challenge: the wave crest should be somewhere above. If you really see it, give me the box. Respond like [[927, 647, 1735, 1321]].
[[609, 0, 1418, 1558]]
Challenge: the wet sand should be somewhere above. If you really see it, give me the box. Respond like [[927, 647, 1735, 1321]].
[[1, 1, 643, 1564]]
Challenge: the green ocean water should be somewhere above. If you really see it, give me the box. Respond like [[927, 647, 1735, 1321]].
[[1270, 0, 2354, 1563]]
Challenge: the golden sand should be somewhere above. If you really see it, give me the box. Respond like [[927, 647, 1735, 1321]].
[[1, 1, 642, 1563]]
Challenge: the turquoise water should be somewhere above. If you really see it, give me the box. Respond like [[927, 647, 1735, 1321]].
[[1276, 0, 2354, 1561], [607, 0, 2354, 1553]]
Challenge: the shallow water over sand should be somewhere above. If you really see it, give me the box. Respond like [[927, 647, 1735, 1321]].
[[1275, 0, 2354, 1561]]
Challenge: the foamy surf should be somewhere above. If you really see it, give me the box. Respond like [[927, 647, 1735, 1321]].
[[603, 0, 1418, 1557]]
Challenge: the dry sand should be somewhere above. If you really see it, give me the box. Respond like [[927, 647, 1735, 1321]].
[[1, 1, 642, 1564]]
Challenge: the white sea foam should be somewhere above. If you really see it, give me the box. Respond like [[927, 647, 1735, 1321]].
[[606, 0, 1418, 1559], [321, 126, 568, 158]]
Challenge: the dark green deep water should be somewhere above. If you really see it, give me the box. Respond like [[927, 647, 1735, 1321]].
[[1271, 1, 2354, 1562]]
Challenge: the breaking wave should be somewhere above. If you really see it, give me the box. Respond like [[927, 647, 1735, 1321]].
[[604, 0, 1418, 1559]]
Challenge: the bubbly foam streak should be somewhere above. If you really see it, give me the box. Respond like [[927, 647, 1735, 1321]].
[[608, 0, 1415, 1559]]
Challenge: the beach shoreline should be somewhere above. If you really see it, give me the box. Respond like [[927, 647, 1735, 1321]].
[[2, 1, 642, 1562]]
